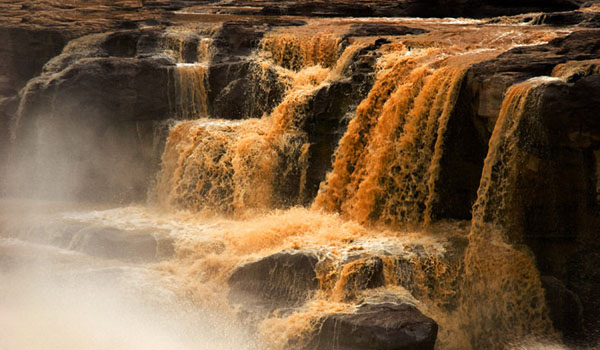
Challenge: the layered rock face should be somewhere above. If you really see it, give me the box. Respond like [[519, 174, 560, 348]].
[[2, 1, 600, 349], [181, 0, 582, 18]]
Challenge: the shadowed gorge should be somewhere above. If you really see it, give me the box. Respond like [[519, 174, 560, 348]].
[[1, 2, 600, 350]]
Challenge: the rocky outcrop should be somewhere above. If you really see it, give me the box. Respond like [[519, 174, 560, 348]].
[[430, 30, 600, 221], [307, 302, 438, 350], [452, 35, 600, 343], [206, 60, 285, 119], [459, 53, 600, 343], [505, 72, 600, 342], [529, 10, 600, 27], [300, 41, 384, 202], [187, 0, 581, 18], [8, 29, 174, 201], [467, 30, 600, 134]]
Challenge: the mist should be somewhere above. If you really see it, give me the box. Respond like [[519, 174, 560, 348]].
[[0, 232, 259, 350]]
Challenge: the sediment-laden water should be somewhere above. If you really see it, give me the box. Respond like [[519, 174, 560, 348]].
[[1, 13, 596, 350]]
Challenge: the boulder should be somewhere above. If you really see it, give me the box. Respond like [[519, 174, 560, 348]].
[[307, 302, 438, 350], [228, 251, 319, 312]]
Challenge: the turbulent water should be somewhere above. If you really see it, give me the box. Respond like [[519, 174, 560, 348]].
[[0, 16, 582, 350], [0, 201, 260, 350]]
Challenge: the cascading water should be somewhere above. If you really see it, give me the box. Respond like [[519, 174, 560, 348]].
[[2, 13, 591, 350], [156, 39, 365, 213], [461, 78, 561, 349], [313, 53, 468, 226], [150, 28, 566, 349], [172, 64, 210, 119]]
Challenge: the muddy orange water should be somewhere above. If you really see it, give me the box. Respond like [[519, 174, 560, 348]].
[[1, 15, 584, 350]]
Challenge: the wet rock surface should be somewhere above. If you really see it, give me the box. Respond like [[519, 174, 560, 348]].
[[9, 29, 173, 201], [228, 250, 319, 312], [466, 30, 600, 135], [462, 54, 600, 343], [307, 302, 438, 350], [441, 29, 600, 223]]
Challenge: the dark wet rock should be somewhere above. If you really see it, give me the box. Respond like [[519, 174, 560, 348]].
[[298, 42, 383, 202], [518, 75, 600, 345], [401, 0, 581, 18], [541, 276, 585, 340], [211, 21, 273, 60], [429, 77, 491, 221], [469, 66, 600, 344], [529, 11, 600, 27], [435, 30, 600, 222], [0, 26, 70, 95], [344, 23, 428, 38], [207, 60, 286, 119], [10, 30, 173, 201], [337, 256, 385, 301], [466, 30, 600, 134], [0, 26, 72, 187], [488, 10, 600, 27], [228, 250, 319, 312], [307, 302, 438, 350], [330, 254, 385, 302]]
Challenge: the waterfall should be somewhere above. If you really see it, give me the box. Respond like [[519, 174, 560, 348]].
[[156, 40, 365, 214], [314, 57, 467, 226], [173, 64, 209, 119], [153, 35, 567, 348], [5, 16, 588, 350], [462, 78, 562, 349]]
